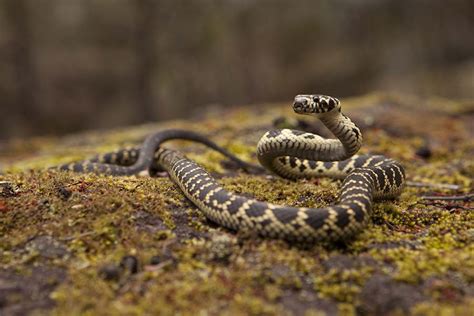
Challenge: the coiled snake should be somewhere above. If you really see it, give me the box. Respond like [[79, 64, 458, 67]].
[[56, 95, 405, 242]]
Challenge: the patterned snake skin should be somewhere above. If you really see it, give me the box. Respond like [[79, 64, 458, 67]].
[[56, 95, 405, 242]]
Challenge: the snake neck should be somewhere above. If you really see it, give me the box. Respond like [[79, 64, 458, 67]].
[[318, 110, 362, 158], [257, 110, 363, 178]]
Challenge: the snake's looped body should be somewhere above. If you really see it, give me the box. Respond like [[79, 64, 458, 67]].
[[57, 95, 405, 242]]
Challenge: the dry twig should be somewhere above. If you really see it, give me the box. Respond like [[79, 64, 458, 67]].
[[407, 181, 461, 190], [419, 194, 473, 202]]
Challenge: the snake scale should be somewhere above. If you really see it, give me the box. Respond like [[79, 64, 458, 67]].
[[56, 95, 405, 243]]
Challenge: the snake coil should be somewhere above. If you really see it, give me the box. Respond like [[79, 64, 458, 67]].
[[57, 95, 405, 242]]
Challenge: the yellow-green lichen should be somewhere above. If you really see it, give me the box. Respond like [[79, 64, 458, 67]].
[[0, 93, 473, 315]]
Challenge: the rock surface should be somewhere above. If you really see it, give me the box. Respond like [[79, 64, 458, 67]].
[[0, 93, 473, 315]]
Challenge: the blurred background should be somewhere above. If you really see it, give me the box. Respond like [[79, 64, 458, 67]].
[[0, 0, 473, 140]]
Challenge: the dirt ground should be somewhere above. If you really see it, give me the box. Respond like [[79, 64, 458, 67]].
[[0, 93, 473, 315]]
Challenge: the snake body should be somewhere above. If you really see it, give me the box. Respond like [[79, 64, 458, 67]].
[[57, 95, 405, 242]]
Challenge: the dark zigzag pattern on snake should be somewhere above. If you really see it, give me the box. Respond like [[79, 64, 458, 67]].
[[55, 95, 405, 242]]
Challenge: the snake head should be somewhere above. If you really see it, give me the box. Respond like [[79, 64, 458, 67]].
[[293, 95, 340, 115]]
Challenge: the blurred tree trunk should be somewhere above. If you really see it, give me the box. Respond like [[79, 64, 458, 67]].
[[134, 0, 156, 122], [3, 0, 39, 134]]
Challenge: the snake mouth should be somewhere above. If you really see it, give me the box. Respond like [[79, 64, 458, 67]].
[[293, 96, 312, 114]]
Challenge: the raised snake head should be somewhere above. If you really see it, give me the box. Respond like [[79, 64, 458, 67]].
[[293, 94, 340, 115]]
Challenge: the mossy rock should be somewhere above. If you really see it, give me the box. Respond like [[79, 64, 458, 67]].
[[0, 93, 473, 315]]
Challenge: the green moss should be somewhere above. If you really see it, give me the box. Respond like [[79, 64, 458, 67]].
[[315, 267, 374, 302], [0, 93, 473, 315], [412, 299, 474, 316]]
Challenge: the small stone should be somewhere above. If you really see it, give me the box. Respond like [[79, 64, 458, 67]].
[[150, 256, 162, 265], [150, 253, 174, 265], [98, 264, 121, 281], [120, 255, 139, 274], [415, 145, 432, 159], [57, 187, 72, 200], [0, 181, 18, 198]]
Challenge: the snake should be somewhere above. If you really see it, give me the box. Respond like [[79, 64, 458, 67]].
[[56, 95, 405, 243]]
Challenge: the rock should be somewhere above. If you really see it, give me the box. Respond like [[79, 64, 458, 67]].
[[26, 236, 69, 259], [98, 264, 121, 281], [120, 255, 139, 274], [358, 274, 425, 315]]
